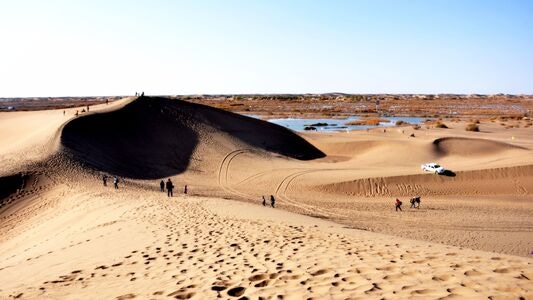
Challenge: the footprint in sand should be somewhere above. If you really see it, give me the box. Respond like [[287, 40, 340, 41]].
[[115, 293, 136, 300], [310, 268, 331, 276], [411, 289, 434, 295], [227, 286, 246, 297], [248, 273, 269, 281], [464, 270, 482, 276], [431, 274, 452, 281]]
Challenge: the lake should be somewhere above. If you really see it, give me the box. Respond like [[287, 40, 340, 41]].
[[253, 116, 427, 132]]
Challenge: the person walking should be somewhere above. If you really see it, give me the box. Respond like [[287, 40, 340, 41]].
[[103, 175, 108, 186], [395, 198, 402, 211], [166, 179, 174, 197], [159, 180, 164, 192], [262, 196, 266, 206], [184, 184, 188, 195], [113, 176, 119, 189], [270, 195, 276, 208]]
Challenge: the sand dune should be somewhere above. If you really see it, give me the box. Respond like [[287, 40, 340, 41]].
[[1, 96, 532, 299], [61, 96, 324, 179], [432, 137, 528, 157], [317, 164, 533, 197]]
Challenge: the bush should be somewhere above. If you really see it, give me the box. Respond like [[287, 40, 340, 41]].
[[466, 123, 479, 132], [412, 124, 421, 130], [435, 122, 448, 128], [395, 120, 406, 126]]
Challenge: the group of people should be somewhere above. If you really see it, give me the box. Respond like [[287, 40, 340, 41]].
[[100, 172, 424, 214], [159, 179, 187, 197], [395, 196, 421, 211], [102, 175, 119, 189], [262, 195, 276, 208]]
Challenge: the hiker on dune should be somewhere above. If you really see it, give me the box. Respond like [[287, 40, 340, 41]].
[[166, 179, 174, 197]]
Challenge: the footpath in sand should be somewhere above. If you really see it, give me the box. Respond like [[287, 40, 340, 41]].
[[0, 96, 532, 299]]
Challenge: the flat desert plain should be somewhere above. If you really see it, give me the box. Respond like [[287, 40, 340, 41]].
[[0, 96, 532, 299]]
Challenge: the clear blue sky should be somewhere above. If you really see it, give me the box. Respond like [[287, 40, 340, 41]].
[[1, 0, 532, 96]]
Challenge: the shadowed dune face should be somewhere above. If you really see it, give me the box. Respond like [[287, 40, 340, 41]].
[[0, 174, 23, 200], [61, 97, 324, 179], [61, 98, 199, 179], [432, 137, 527, 157]]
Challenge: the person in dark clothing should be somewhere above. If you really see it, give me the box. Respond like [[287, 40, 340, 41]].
[[184, 184, 188, 194], [159, 180, 164, 192], [270, 195, 276, 208], [113, 176, 119, 189], [410, 196, 421, 209], [262, 196, 266, 206], [395, 198, 402, 211], [166, 179, 174, 197], [103, 175, 108, 186]]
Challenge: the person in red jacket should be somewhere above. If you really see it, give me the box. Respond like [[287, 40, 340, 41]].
[[395, 198, 402, 211]]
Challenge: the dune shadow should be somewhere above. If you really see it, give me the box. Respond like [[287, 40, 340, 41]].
[[61, 98, 199, 179], [0, 174, 23, 201]]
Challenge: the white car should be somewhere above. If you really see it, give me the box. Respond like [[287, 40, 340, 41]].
[[421, 162, 445, 174]]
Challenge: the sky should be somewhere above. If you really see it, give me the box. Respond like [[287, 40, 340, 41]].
[[0, 0, 532, 97]]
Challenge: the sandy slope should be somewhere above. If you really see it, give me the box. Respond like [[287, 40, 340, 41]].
[[1, 96, 532, 299]]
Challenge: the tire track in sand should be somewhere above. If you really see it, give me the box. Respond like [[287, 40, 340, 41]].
[[217, 149, 256, 200], [274, 168, 355, 218]]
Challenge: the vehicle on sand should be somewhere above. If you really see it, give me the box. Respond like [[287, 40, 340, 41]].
[[421, 162, 445, 174]]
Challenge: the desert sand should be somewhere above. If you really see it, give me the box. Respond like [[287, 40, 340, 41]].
[[0, 96, 532, 299]]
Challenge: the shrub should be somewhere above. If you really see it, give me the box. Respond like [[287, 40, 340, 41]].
[[395, 120, 407, 126], [466, 123, 479, 132], [412, 124, 421, 130], [435, 122, 448, 128]]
